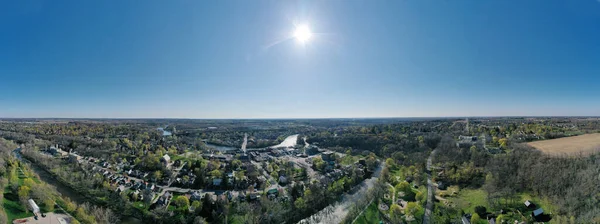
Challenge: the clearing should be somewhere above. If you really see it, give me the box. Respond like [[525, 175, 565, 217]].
[[527, 133, 600, 155], [448, 188, 488, 214]]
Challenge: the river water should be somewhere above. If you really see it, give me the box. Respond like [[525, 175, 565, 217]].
[[204, 143, 237, 151], [271, 134, 299, 148], [157, 127, 172, 136], [204, 134, 300, 152]]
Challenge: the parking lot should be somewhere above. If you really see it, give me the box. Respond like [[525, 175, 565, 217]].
[[12, 212, 73, 224]]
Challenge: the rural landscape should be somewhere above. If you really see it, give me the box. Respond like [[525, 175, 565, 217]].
[[0, 117, 597, 223]]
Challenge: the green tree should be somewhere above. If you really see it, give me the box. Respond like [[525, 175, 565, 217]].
[[174, 196, 190, 210], [416, 191, 425, 204], [496, 214, 506, 223], [209, 169, 222, 178], [312, 157, 326, 171], [395, 181, 411, 193], [191, 200, 201, 211], [23, 178, 35, 187], [405, 202, 424, 218], [389, 204, 403, 223], [366, 153, 377, 170], [231, 159, 242, 170], [294, 197, 306, 209], [153, 170, 162, 180], [43, 198, 55, 212], [471, 213, 484, 224], [17, 186, 31, 198], [64, 199, 77, 212], [385, 158, 396, 168], [498, 138, 508, 148]]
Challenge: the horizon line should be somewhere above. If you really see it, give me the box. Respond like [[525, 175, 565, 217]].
[[1, 115, 599, 120]]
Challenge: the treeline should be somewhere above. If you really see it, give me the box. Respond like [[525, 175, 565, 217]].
[[433, 136, 600, 222], [306, 124, 444, 166], [485, 144, 600, 222]]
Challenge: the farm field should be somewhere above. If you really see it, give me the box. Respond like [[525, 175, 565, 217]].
[[527, 133, 600, 155]]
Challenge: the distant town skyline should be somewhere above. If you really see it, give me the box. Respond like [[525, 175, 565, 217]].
[[1, 0, 600, 118]]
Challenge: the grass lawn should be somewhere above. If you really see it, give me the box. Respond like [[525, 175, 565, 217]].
[[167, 205, 177, 211], [388, 166, 414, 187], [449, 188, 488, 214], [340, 155, 361, 166], [354, 202, 382, 224], [518, 193, 555, 213], [4, 168, 40, 222], [389, 167, 405, 182], [3, 193, 31, 222], [132, 201, 148, 210]]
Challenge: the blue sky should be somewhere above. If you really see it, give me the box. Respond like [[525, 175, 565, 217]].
[[1, 0, 600, 118]]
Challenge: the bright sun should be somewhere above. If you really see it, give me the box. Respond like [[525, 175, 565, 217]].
[[294, 25, 312, 43]]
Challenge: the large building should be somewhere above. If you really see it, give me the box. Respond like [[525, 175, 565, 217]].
[[321, 151, 335, 161]]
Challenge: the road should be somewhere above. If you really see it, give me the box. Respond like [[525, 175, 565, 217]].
[[152, 187, 223, 203], [298, 162, 383, 224], [242, 133, 247, 153], [423, 149, 437, 224]]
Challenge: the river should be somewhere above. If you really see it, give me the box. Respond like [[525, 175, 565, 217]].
[[204, 134, 300, 152], [204, 143, 238, 151], [271, 134, 299, 148], [157, 127, 172, 136]]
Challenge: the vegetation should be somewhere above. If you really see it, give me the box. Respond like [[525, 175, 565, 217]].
[[0, 117, 599, 223]]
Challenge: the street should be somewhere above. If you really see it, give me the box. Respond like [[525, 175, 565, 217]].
[[423, 149, 436, 224]]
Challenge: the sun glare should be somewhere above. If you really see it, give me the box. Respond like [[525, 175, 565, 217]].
[[294, 25, 312, 43]]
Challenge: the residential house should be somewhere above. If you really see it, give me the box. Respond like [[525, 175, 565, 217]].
[[239, 154, 250, 162], [190, 191, 202, 201], [457, 135, 478, 148], [532, 208, 544, 217], [462, 214, 472, 224], [321, 151, 334, 161], [213, 178, 223, 187], [524, 200, 536, 209], [69, 153, 82, 163], [116, 185, 126, 194], [278, 176, 288, 185], [161, 154, 171, 166]]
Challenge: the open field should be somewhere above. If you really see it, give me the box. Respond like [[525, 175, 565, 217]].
[[527, 133, 600, 155], [448, 189, 488, 214]]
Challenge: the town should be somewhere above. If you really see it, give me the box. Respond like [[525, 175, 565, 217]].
[[35, 136, 373, 213], [0, 117, 598, 224]]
